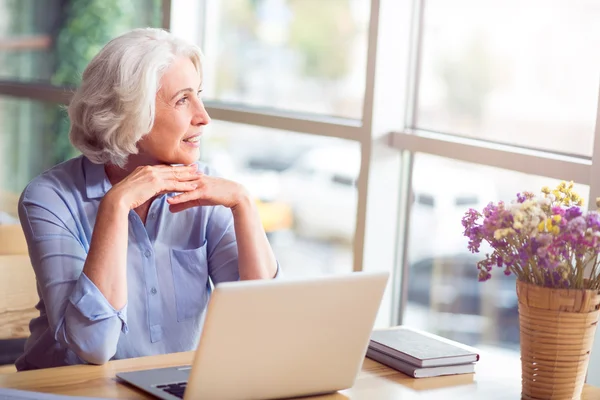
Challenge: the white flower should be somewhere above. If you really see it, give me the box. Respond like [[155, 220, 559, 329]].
[[513, 221, 523, 230]]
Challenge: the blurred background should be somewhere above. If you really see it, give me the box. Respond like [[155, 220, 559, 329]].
[[1, 0, 600, 379]]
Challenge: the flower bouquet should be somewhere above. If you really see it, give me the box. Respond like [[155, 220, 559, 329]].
[[462, 182, 600, 399]]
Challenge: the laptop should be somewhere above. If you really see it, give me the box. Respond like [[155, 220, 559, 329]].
[[116, 271, 389, 400]]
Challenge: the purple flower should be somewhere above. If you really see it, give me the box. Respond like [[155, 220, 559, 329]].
[[566, 216, 586, 235], [478, 269, 491, 282], [586, 213, 600, 230], [461, 186, 600, 288], [516, 191, 535, 203], [565, 206, 583, 220], [552, 206, 566, 216]]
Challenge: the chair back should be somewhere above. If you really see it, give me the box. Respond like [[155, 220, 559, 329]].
[[0, 190, 19, 219], [0, 225, 28, 255], [0, 254, 37, 339]]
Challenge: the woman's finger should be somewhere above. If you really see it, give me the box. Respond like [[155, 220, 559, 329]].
[[162, 181, 198, 194], [167, 188, 206, 204], [169, 199, 213, 213]]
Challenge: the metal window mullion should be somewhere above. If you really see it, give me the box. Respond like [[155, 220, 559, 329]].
[[162, 0, 172, 31], [0, 81, 72, 104], [352, 0, 382, 273], [392, 150, 415, 325], [393, 0, 425, 327], [587, 81, 600, 209], [403, 0, 425, 130], [390, 131, 591, 185], [585, 71, 600, 386], [205, 104, 364, 141]]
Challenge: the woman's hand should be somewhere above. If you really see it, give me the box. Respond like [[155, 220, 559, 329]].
[[167, 172, 278, 280], [166, 173, 249, 212], [106, 165, 200, 210]]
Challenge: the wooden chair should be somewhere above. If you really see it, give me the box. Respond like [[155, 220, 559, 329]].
[[0, 225, 37, 372], [0, 254, 38, 338], [0, 190, 19, 220], [0, 224, 28, 255]]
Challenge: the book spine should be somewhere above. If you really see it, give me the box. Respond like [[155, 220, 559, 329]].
[[369, 341, 422, 367], [366, 349, 417, 377]]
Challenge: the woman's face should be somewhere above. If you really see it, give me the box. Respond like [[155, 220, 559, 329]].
[[137, 56, 210, 166]]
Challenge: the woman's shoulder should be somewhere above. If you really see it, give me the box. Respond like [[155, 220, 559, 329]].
[[21, 156, 87, 202]]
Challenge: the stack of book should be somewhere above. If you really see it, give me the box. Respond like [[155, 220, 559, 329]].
[[366, 326, 480, 378]]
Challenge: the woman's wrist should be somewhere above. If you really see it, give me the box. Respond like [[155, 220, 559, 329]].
[[101, 190, 131, 216], [230, 186, 253, 214]]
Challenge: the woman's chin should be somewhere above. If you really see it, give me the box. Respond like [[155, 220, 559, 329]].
[[174, 149, 200, 165]]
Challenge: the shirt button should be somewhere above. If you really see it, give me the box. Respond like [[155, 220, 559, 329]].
[[144, 249, 152, 258], [149, 212, 156, 219], [150, 287, 157, 295]]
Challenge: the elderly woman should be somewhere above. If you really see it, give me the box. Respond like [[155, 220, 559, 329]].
[[16, 28, 279, 371]]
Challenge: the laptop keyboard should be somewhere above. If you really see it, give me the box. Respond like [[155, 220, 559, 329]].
[[156, 382, 187, 399]]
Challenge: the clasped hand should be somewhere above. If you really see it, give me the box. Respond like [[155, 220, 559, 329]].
[[107, 164, 248, 212]]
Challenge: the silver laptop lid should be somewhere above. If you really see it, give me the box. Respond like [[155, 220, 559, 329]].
[[184, 271, 389, 400]]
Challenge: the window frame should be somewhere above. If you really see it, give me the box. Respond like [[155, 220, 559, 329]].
[[1, 0, 599, 384]]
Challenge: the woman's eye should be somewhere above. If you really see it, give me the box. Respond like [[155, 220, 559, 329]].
[[176, 96, 188, 105], [196, 90, 203, 98]]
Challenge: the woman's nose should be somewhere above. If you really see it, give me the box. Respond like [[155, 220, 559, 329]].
[[193, 100, 211, 126]]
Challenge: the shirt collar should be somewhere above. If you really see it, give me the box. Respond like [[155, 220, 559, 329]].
[[84, 157, 112, 199]]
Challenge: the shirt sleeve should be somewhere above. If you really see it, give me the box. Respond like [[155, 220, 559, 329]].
[[205, 205, 282, 284], [19, 183, 127, 365]]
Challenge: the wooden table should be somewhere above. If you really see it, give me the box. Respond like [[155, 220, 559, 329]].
[[1, 351, 599, 399]]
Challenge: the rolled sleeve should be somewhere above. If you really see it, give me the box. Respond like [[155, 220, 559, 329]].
[[19, 182, 126, 365], [69, 273, 128, 333]]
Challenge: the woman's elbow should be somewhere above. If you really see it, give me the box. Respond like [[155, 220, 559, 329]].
[[72, 343, 116, 365], [63, 327, 118, 365]]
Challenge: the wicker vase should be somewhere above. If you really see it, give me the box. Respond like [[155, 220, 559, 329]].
[[517, 280, 600, 399]]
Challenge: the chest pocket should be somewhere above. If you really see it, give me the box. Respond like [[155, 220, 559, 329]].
[[170, 242, 210, 322]]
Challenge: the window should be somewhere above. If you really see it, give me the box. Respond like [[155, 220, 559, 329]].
[[404, 154, 590, 353], [201, 120, 360, 277], [0, 0, 162, 85], [0, 97, 76, 220], [199, 0, 370, 119], [416, 0, 600, 156], [3, 0, 600, 380]]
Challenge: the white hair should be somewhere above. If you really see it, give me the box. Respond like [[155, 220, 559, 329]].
[[68, 28, 203, 167]]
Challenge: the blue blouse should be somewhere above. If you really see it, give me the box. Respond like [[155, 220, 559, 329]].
[[16, 156, 273, 370]]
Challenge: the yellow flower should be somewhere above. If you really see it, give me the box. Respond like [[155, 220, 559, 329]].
[[541, 186, 551, 195], [493, 228, 515, 240], [552, 215, 561, 223], [538, 220, 548, 232]]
